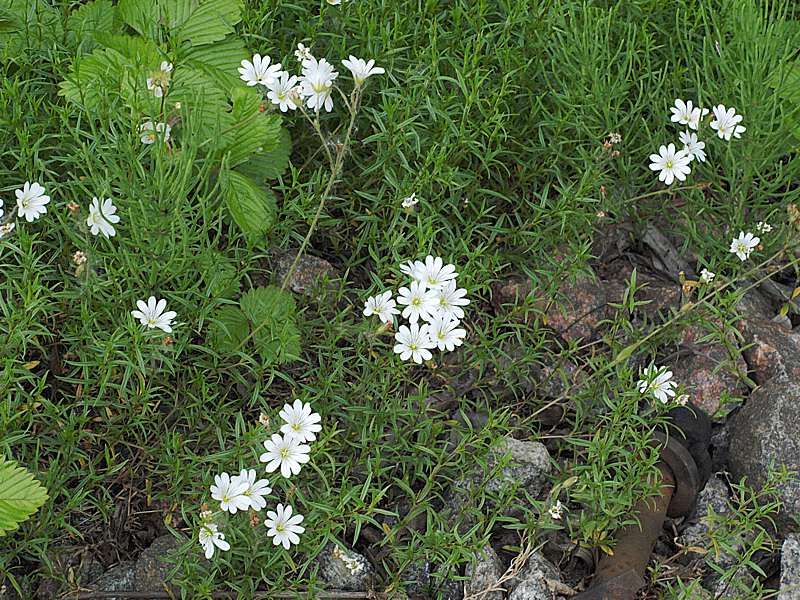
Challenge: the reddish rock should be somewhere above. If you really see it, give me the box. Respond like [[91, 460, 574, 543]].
[[491, 275, 532, 311], [736, 317, 800, 384], [544, 276, 608, 342]]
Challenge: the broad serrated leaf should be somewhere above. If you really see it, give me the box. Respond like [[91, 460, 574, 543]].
[[239, 287, 301, 364], [168, 66, 230, 139], [216, 87, 283, 167], [0, 456, 48, 537], [175, 0, 241, 46], [182, 35, 248, 92], [66, 0, 116, 53], [196, 250, 240, 298], [236, 127, 292, 182], [116, 0, 159, 37], [163, 0, 198, 29], [207, 305, 249, 352], [59, 48, 129, 110], [219, 168, 277, 241]]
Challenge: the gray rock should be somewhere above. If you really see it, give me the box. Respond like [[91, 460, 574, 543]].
[[133, 534, 183, 594], [677, 476, 734, 566], [316, 543, 373, 592], [736, 317, 800, 385], [485, 437, 552, 496], [729, 379, 800, 527], [89, 561, 136, 599], [271, 249, 339, 295], [464, 545, 503, 600], [508, 552, 564, 600], [780, 535, 800, 600]]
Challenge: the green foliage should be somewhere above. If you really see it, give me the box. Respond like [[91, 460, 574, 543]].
[[220, 167, 277, 242], [0, 457, 48, 537]]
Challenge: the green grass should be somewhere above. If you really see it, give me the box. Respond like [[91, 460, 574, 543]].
[[2, 0, 800, 598]]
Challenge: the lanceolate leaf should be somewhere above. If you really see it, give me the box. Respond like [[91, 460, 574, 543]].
[[0, 456, 48, 537]]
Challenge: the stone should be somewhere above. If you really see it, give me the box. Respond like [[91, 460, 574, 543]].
[[671, 326, 748, 416], [464, 545, 504, 600], [676, 476, 733, 565], [89, 561, 136, 600], [508, 552, 565, 600], [133, 534, 183, 594], [485, 437, 552, 496], [729, 379, 800, 527], [491, 275, 532, 311], [315, 543, 373, 592], [780, 535, 800, 600], [736, 317, 800, 385], [544, 276, 608, 342], [271, 249, 339, 295]]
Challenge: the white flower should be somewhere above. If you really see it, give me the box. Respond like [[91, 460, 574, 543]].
[[264, 503, 305, 550], [260, 433, 310, 478], [433, 280, 470, 322], [699, 268, 715, 283], [139, 121, 171, 144], [548, 500, 564, 520], [397, 280, 439, 323], [300, 57, 338, 112], [198, 521, 229, 559], [637, 365, 677, 404], [0, 223, 16, 238], [0, 197, 3, 220], [676, 394, 690, 406], [678, 131, 706, 163], [231, 468, 272, 511], [146, 61, 173, 97], [417, 255, 458, 290], [279, 399, 322, 443], [131, 296, 177, 333], [363, 290, 399, 325], [399, 260, 426, 282], [15, 181, 50, 222], [393, 322, 435, 364], [210, 472, 250, 514], [341, 55, 385, 86], [266, 71, 300, 112], [648, 143, 691, 186], [86, 197, 120, 238], [326, 0, 342, 4], [669, 99, 708, 130], [402, 193, 419, 208], [295, 43, 313, 62], [755, 221, 773, 234], [428, 314, 466, 352], [608, 132, 622, 144], [729, 231, 759, 261], [710, 105, 745, 140], [238, 53, 282, 87]]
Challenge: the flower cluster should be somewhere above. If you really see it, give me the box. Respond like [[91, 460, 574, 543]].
[[238, 45, 383, 114], [649, 99, 745, 185], [199, 400, 321, 558], [363, 256, 469, 364], [637, 364, 677, 404]]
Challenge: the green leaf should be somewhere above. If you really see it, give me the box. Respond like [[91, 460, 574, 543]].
[[0, 456, 48, 537], [215, 87, 283, 167], [182, 35, 248, 95], [174, 0, 242, 46], [237, 127, 292, 182], [239, 286, 301, 364], [196, 250, 240, 297], [66, 0, 116, 53], [207, 305, 249, 352], [116, 0, 159, 37], [219, 168, 277, 241]]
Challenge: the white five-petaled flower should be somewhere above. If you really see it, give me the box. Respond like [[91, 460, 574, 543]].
[[300, 57, 338, 113], [678, 131, 706, 163], [15, 181, 50, 222], [428, 314, 466, 352], [548, 500, 565, 520], [393, 322, 435, 364], [669, 99, 708, 130], [198, 521, 229, 559], [231, 468, 272, 511], [238, 53, 282, 87], [434, 280, 470, 322], [363, 290, 400, 325], [295, 43, 313, 62], [260, 433, 310, 478], [341, 55, 385, 86], [146, 61, 173, 97], [729, 231, 759, 261], [264, 503, 305, 550], [139, 121, 171, 145], [0, 223, 15, 238], [755, 221, 773, 234], [710, 105, 746, 140], [402, 193, 419, 208], [279, 399, 322, 443], [267, 71, 300, 112], [397, 280, 439, 323], [86, 197, 120, 238], [131, 296, 177, 332], [648, 143, 691, 186], [210, 472, 250, 514], [637, 365, 677, 404], [418, 255, 458, 290], [699, 268, 715, 284]]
